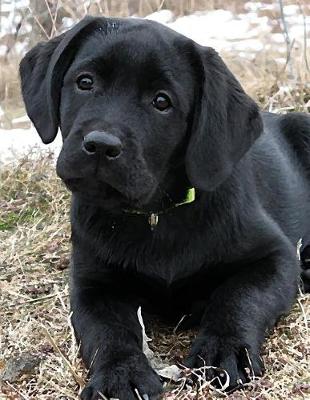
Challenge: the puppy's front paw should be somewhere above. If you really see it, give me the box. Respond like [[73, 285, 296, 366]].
[[185, 333, 264, 391], [80, 352, 162, 400]]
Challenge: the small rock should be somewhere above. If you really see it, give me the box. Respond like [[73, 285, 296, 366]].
[[0, 353, 40, 383], [56, 256, 69, 270], [39, 343, 54, 355]]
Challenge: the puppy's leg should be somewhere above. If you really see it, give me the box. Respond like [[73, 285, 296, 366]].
[[71, 258, 162, 399], [186, 242, 298, 391]]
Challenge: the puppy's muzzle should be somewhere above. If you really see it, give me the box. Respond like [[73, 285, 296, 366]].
[[82, 131, 123, 160]]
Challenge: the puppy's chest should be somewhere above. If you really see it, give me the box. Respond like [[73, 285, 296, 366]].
[[98, 222, 210, 284]]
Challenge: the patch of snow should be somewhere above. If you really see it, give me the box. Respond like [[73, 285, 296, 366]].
[[275, 57, 286, 64], [244, 2, 263, 12], [230, 39, 264, 52], [0, 45, 7, 57], [290, 23, 309, 39], [283, 5, 300, 16], [62, 17, 75, 29], [19, 22, 32, 35], [0, 125, 62, 165], [241, 14, 271, 33], [11, 115, 30, 124], [12, 14, 22, 26], [0, 18, 12, 37], [168, 11, 236, 47], [272, 33, 285, 44], [1, 0, 29, 13], [143, 7, 309, 54], [259, 4, 277, 12], [14, 41, 29, 54], [145, 9, 174, 24], [0, 0, 30, 37]]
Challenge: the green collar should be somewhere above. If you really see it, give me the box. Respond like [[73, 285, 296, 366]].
[[123, 187, 196, 230]]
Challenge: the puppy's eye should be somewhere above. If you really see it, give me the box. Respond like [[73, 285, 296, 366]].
[[76, 74, 94, 90], [152, 93, 172, 111]]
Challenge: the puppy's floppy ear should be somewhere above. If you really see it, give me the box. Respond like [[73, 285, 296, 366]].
[[20, 16, 104, 144], [186, 46, 263, 191]]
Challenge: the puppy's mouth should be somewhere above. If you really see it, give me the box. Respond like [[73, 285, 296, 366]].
[[63, 177, 155, 211], [65, 177, 126, 199]]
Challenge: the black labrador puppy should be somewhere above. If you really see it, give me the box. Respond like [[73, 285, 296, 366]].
[[20, 16, 310, 400]]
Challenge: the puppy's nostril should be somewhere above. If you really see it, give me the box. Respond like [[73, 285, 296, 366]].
[[105, 146, 122, 159], [83, 140, 97, 154]]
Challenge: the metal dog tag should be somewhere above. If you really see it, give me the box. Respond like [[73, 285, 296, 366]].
[[148, 213, 159, 230]]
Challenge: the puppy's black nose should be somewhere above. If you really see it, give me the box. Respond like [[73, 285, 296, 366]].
[[82, 131, 122, 159]]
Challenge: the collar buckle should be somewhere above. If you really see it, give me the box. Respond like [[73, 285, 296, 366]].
[[148, 213, 159, 230]]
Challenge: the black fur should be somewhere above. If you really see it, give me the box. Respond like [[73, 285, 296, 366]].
[[20, 16, 310, 400]]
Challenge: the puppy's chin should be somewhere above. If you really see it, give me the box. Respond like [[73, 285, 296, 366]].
[[63, 177, 155, 213]]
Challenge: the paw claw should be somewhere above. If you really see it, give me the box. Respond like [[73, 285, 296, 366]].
[[187, 334, 264, 392]]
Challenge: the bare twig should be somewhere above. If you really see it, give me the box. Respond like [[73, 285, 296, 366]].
[[42, 324, 85, 387], [157, 0, 165, 11], [297, 297, 309, 334], [15, 292, 68, 306], [3, 382, 30, 400], [51, 0, 60, 38], [278, 0, 293, 76], [43, 0, 54, 38], [27, 6, 50, 39], [297, 1, 310, 72]]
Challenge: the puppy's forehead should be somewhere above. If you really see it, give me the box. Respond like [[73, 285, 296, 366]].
[[74, 19, 189, 77]]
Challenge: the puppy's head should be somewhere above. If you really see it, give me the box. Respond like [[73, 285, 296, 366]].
[[20, 16, 262, 211]]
